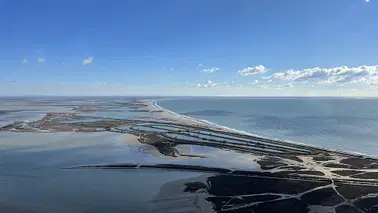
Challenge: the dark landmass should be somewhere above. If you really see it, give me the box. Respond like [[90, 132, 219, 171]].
[[117, 102, 148, 107], [257, 157, 287, 170], [341, 157, 378, 169], [351, 172, 378, 179], [312, 156, 335, 161], [324, 163, 351, 169], [284, 155, 304, 162], [154, 171, 378, 213], [332, 170, 365, 176], [275, 170, 326, 176], [0, 110, 26, 114], [128, 109, 150, 112], [183, 109, 233, 116]]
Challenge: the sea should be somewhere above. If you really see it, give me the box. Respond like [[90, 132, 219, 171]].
[[158, 97, 378, 157]]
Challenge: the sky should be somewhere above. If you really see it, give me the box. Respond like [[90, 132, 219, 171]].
[[1, 0, 378, 96]]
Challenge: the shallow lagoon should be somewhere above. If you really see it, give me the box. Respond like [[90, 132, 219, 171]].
[[0, 131, 211, 213]]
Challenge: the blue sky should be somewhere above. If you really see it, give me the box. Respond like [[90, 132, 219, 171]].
[[1, 0, 377, 96]]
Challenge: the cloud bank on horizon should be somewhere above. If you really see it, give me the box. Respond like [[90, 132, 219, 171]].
[[193, 65, 378, 90], [266, 65, 378, 86]]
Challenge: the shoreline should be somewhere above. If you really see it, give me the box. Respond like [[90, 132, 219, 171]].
[[147, 99, 208, 127], [148, 99, 371, 158]]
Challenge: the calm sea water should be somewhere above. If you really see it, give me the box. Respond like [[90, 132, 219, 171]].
[[159, 97, 378, 156]]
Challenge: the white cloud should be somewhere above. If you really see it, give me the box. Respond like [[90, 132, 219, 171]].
[[257, 84, 270, 89], [268, 65, 378, 86], [202, 67, 220, 73], [21, 59, 28, 64], [195, 80, 217, 88], [198, 64, 203, 67], [365, 0, 370, 2], [37, 58, 45, 63], [273, 83, 294, 89], [254, 79, 275, 89], [237, 65, 266, 76], [360, 75, 378, 86], [221, 81, 241, 88], [83, 56, 94, 65]]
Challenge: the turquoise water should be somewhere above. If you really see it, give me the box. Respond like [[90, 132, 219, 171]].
[[159, 97, 378, 156]]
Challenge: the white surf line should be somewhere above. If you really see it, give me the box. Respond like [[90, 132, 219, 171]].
[[150, 100, 206, 126], [149, 99, 376, 158], [150, 99, 269, 134]]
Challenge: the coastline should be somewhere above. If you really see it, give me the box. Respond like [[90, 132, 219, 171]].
[[147, 99, 208, 127], [149, 99, 255, 133], [148, 99, 370, 158]]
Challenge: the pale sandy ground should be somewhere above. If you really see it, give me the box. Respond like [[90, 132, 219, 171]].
[[123, 133, 140, 145], [144, 100, 222, 128], [153, 174, 215, 213]]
